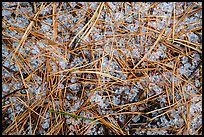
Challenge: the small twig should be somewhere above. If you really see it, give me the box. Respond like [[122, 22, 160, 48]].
[[49, 110, 101, 124], [2, 87, 28, 99]]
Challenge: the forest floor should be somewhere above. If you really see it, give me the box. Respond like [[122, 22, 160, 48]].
[[2, 2, 202, 135]]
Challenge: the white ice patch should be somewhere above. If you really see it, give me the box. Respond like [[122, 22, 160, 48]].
[[90, 91, 105, 108], [42, 120, 49, 129]]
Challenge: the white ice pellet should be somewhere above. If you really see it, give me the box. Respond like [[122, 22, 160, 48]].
[[179, 66, 185, 74], [181, 56, 188, 64], [37, 41, 46, 48], [72, 96, 78, 101], [66, 94, 73, 100], [188, 32, 198, 42], [124, 127, 129, 131], [3, 84, 10, 92], [70, 77, 76, 83], [194, 80, 200, 88], [70, 101, 80, 112], [69, 84, 78, 90], [115, 12, 124, 22], [58, 83, 64, 89], [59, 60, 67, 69], [5, 101, 10, 105], [42, 120, 49, 129], [192, 53, 200, 61], [121, 74, 127, 80], [126, 16, 132, 23], [3, 59, 11, 68], [7, 107, 12, 113], [118, 115, 125, 123], [184, 63, 192, 72], [15, 105, 21, 111], [130, 106, 137, 112], [108, 2, 116, 12], [11, 97, 16, 102], [69, 132, 74, 135], [157, 49, 164, 57], [42, 23, 51, 32], [92, 94, 102, 102], [2, 10, 11, 16], [9, 114, 14, 121], [98, 101, 106, 108], [112, 97, 120, 105]]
